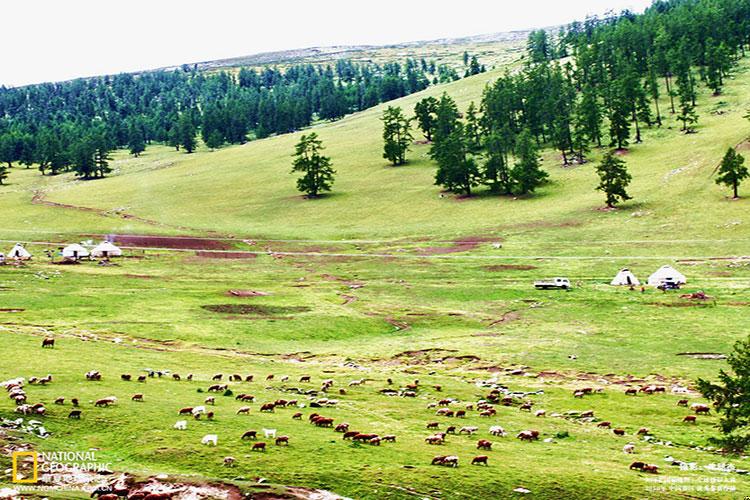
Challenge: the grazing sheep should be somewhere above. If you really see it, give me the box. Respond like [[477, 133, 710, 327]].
[[677, 399, 688, 407], [535, 410, 546, 417], [131, 394, 144, 402], [613, 429, 626, 436], [42, 338, 55, 348], [275, 436, 290, 445], [489, 426, 506, 437], [252, 442, 266, 451], [683, 415, 697, 423], [174, 420, 187, 430], [597, 421, 611, 429], [236, 406, 251, 415], [205, 396, 215, 405], [121, 374, 132, 381], [476, 439, 492, 450], [623, 444, 635, 454], [458, 426, 478, 435], [263, 428, 277, 439], [426, 422, 439, 430], [223, 456, 235, 467], [201, 434, 218, 446], [54, 397, 65, 405], [472, 455, 489, 466], [382, 434, 396, 442], [299, 375, 311, 383], [241, 430, 257, 440], [691, 404, 710, 414], [68, 410, 81, 419], [442, 456, 459, 468]]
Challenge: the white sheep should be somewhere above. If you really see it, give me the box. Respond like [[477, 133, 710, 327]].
[[174, 420, 187, 430], [489, 426, 506, 437], [201, 434, 218, 446], [262, 428, 276, 439]]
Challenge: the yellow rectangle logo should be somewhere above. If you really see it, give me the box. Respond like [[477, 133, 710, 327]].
[[11, 451, 38, 483]]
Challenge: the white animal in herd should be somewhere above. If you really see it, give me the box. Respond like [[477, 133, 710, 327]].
[[263, 428, 277, 439], [192, 406, 206, 416], [623, 443, 635, 454], [489, 426, 506, 437], [201, 434, 218, 446], [174, 420, 187, 430]]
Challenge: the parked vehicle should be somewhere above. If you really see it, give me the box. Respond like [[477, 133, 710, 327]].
[[534, 277, 571, 290]]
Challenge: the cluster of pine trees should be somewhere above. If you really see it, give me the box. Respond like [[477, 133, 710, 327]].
[[385, 0, 750, 203], [0, 56, 480, 180]]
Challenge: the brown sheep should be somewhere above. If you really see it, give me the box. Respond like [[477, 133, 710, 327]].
[[275, 436, 289, 445], [471, 455, 489, 466], [476, 439, 492, 450], [241, 430, 257, 440], [683, 415, 697, 423], [251, 442, 266, 451], [131, 394, 144, 402]]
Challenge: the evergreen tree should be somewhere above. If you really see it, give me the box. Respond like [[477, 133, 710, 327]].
[[291, 133, 335, 198], [206, 130, 224, 151], [715, 147, 748, 199], [413, 96, 438, 141], [381, 106, 412, 166], [464, 101, 482, 153], [128, 125, 146, 157], [483, 131, 513, 194], [595, 150, 632, 208], [177, 113, 197, 153], [512, 130, 547, 195], [433, 124, 480, 196], [697, 336, 750, 452]]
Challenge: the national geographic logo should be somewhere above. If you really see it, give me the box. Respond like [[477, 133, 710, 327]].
[[11, 451, 38, 483], [10, 450, 112, 485]]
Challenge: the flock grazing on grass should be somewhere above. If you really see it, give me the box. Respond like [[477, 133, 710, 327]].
[[0, 337, 721, 483]]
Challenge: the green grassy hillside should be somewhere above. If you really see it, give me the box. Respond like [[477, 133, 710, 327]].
[[1, 51, 750, 500]]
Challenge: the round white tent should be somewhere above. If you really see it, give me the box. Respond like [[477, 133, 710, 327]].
[[9, 243, 31, 260], [611, 268, 640, 286], [91, 241, 122, 258], [62, 243, 90, 260], [647, 265, 687, 286]]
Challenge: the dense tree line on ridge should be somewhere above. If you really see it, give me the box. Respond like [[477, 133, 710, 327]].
[[378, 0, 750, 204], [0, 54, 485, 180]]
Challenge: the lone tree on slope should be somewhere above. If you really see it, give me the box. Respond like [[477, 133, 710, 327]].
[[715, 147, 748, 199], [291, 133, 335, 198], [595, 150, 632, 208], [382, 106, 413, 166]]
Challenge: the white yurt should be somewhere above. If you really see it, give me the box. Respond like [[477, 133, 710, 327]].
[[611, 268, 640, 286], [647, 265, 687, 286], [91, 241, 122, 258], [62, 243, 90, 260], [9, 243, 31, 260]]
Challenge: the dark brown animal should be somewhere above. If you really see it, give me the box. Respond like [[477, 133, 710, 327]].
[[212, 374, 223, 381], [71, 398, 79, 407], [131, 394, 143, 402], [137, 375, 147, 382], [121, 374, 132, 381], [683, 415, 697, 423], [68, 410, 81, 419], [597, 421, 611, 428], [178, 407, 194, 415], [54, 397, 65, 405], [241, 430, 257, 440], [260, 403, 275, 412], [613, 429, 625, 436], [42, 338, 55, 348], [343, 431, 359, 440], [275, 436, 289, 445], [293, 412, 303, 420], [476, 439, 492, 450], [677, 399, 688, 407], [624, 388, 637, 396], [471, 455, 489, 466], [629, 461, 646, 471], [300, 375, 311, 382], [426, 422, 439, 429], [172, 374, 181, 381]]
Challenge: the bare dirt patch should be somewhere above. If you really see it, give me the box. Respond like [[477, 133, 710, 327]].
[[110, 234, 233, 250], [196, 251, 257, 259], [484, 264, 537, 271], [0, 308, 24, 313], [419, 236, 497, 255], [677, 352, 727, 360], [226, 290, 270, 297], [202, 304, 311, 316], [487, 311, 521, 326]]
